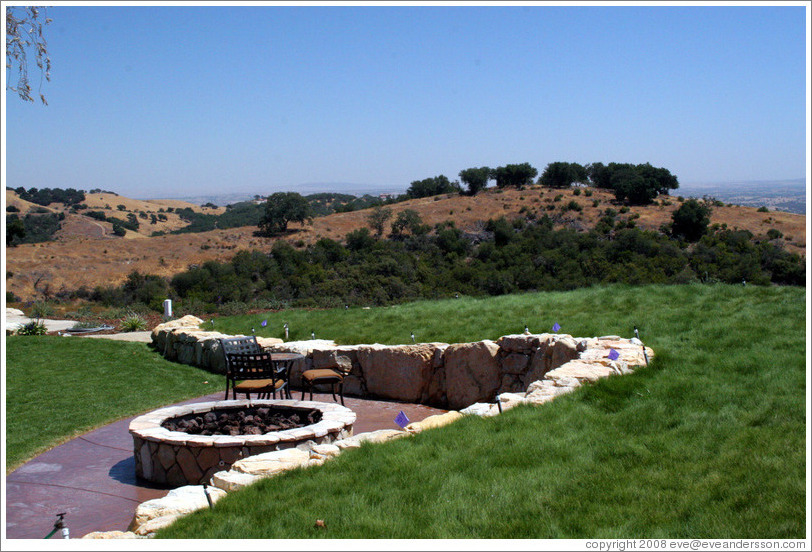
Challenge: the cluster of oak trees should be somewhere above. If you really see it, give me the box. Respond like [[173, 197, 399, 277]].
[[258, 161, 679, 236]]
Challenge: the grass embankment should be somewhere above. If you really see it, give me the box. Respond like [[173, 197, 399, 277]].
[[159, 284, 806, 539], [5, 338, 223, 472]]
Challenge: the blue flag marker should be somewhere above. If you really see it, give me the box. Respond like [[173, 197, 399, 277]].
[[552, 322, 561, 333], [261, 319, 267, 327], [608, 348, 620, 361], [394, 411, 410, 429]]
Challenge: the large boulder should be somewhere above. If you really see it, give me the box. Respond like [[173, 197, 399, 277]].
[[82, 531, 143, 539], [357, 344, 438, 403], [404, 411, 463, 434], [129, 485, 226, 535], [151, 315, 205, 348], [443, 340, 501, 410], [230, 448, 312, 477], [210, 470, 262, 492], [496, 333, 543, 354], [310, 346, 363, 394], [549, 336, 580, 369], [333, 429, 408, 449], [545, 360, 618, 384]]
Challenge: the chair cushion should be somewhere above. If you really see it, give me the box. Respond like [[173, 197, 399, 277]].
[[234, 378, 284, 391], [302, 369, 343, 383]]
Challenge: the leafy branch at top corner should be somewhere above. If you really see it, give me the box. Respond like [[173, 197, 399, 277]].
[[6, 5, 52, 105]]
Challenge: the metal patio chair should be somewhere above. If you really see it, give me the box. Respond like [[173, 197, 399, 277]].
[[219, 336, 288, 400]]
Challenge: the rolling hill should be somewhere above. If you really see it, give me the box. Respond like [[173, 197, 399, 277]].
[[5, 186, 806, 302]]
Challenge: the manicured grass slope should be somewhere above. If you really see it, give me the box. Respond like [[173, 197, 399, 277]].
[[161, 284, 806, 538], [5, 337, 223, 471]]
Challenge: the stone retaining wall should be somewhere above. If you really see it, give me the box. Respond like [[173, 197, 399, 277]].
[[84, 317, 656, 539], [151, 316, 653, 410]]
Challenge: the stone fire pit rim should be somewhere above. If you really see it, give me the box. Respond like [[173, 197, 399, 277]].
[[129, 399, 357, 446]]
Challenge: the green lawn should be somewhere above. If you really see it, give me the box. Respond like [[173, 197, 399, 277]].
[[5, 337, 223, 471], [156, 283, 806, 539], [4, 284, 806, 537]]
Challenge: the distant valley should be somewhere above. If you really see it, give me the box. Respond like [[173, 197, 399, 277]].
[[680, 178, 806, 215]]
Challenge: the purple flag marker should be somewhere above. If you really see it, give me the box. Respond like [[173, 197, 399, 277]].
[[608, 348, 620, 361], [261, 319, 267, 327], [394, 411, 410, 429], [552, 322, 561, 333]]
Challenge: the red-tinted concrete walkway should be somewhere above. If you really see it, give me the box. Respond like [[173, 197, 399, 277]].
[[5, 391, 445, 540]]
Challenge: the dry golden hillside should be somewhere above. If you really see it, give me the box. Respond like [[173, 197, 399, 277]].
[[5, 189, 226, 238], [5, 185, 805, 301]]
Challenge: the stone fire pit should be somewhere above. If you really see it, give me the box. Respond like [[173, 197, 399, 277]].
[[129, 399, 355, 487]]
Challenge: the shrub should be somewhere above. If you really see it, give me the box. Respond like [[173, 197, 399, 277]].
[[766, 229, 783, 240], [757, 206, 769, 213], [17, 321, 48, 336], [620, 206, 630, 214], [6, 290, 21, 303], [70, 321, 102, 331], [218, 301, 250, 316], [30, 301, 55, 319], [119, 313, 147, 332], [564, 200, 582, 212], [584, 189, 592, 197], [572, 188, 581, 196]]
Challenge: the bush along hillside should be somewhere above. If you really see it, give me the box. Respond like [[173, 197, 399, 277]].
[[81, 207, 805, 315], [5, 211, 65, 245]]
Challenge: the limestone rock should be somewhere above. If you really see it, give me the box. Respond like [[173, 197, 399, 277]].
[[230, 448, 311, 477], [501, 352, 530, 375], [460, 402, 500, 417], [133, 514, 182, 536], [549, 337, 580, 369], [524, 379, 577, 405], [545, 360, 617, 384], [497, 334, 542, 354], [444, 340, 501, 410], [256, 336, 285, 348], [81, 531, 143, 539], [334, 429, 408, 449], [357, 344, 437, 403], [496, 392, 527, 411], [129, 485, 226, 534], [310, 444, 342, 459], [312, 346, 359, 372], [210, 470, 262, 492], [151, 315, 204, 340], [263, 340, 337, 355], [405, 411, 463, 433]]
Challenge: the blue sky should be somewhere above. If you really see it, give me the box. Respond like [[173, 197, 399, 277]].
[[3, 2, 809, 200]]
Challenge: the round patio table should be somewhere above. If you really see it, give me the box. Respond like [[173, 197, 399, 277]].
[[266, 351, 305, 400]]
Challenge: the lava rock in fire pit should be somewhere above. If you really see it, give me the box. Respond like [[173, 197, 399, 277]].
[[161, 406, 322, 436]]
